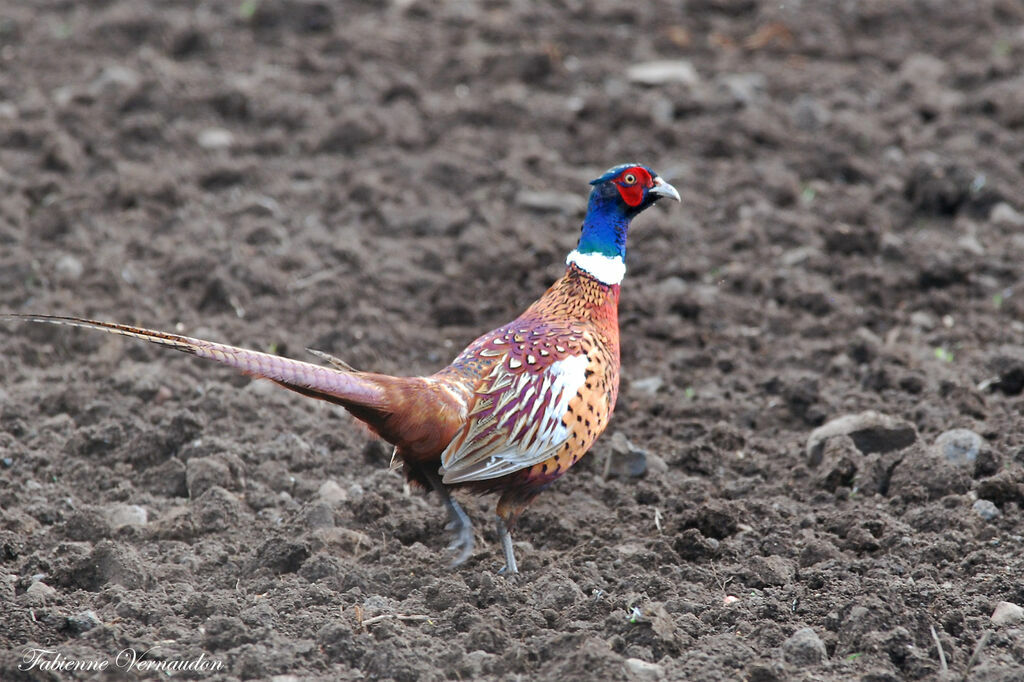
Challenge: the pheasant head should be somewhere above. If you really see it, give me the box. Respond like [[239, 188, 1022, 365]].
[[568, 163, 680, 285]]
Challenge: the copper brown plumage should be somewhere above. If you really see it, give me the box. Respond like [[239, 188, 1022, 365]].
[[2, 163, 680, 573]]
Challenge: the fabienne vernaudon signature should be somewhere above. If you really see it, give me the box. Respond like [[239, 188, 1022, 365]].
[[20, 647, 225, 674]]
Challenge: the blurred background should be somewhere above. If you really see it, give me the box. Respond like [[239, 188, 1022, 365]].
[[2, 1, 1024, 679]]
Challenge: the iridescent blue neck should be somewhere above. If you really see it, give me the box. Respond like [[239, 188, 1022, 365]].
[[567, 190, 631, 285], [575, 193, 630, 259]]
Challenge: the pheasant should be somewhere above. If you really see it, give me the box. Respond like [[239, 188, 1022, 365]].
[[3, 163, 679, 573]]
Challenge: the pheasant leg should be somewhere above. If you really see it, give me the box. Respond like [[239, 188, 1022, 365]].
[[495, 516, 518, 575], [423, 469, 475, 566]]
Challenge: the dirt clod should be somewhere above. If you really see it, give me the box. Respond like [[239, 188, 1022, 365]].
[[782, 627, 828, 666]]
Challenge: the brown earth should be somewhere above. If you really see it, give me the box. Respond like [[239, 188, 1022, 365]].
[[2, 1, 1024, 680]]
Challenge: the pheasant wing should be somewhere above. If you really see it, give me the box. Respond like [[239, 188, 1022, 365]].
[[439, 324, 591, 484]]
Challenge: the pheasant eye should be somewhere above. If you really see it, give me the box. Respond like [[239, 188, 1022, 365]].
[[622, 173, 636, 185]]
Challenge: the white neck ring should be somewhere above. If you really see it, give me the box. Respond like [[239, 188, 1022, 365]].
[[566, 250, 626, 285]]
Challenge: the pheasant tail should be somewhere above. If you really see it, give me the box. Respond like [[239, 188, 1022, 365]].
[[2, 314, 390, 412]]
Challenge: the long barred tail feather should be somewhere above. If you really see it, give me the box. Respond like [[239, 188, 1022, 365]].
[[1, 314, 388, 410]]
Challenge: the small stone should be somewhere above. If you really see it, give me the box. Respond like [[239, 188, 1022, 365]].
[[717, 72, 766, 104], [972, 499, 1000, 521], [780, 246, 817, 267], [631, 376, 664, 395], [615, 542, 648, 557], [606, 432, 648, 477], [90, 65, 140, 94], [317, 480, 348, 507], [54, 254, 84, 280], [104, 504, 148, 529], [782, 627, 828, 665], [626, 60, 699, 87], [990, 202, 1024, 227], [25, 580, 57, 601], [624, 658, 665, 680], [154, 385, 174, 404], [198, 127, 235, 150], [910, 310, 937, 331], [991, 601, 1024, 626], [65, 610, 101, 636], [807, 411, 917, 465], [934, 429, 983, 467]]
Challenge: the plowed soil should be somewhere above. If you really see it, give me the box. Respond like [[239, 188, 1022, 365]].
[[2, 1, 1024, 680]]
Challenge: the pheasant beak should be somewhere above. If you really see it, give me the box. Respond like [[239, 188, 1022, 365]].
[[649, 176, 681, 202]]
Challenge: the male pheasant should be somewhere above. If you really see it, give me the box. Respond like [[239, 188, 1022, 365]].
[[4, 163, 679, 573]]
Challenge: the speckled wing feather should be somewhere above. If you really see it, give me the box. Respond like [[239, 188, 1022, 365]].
[[439, 322, 591, 484]]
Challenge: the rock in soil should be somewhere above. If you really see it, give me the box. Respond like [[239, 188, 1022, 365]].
[[24, 581, 57, 603], [104, 503, 148, 529], [972, 499, 1000, 521], [782, 627, 828, 666], [605, 432, 650, 478], [991, 602, 1024, 627], [64, 610, 102, 636], [933, 428, 984, 467], [624, 657, 665, 680], [807, 411, 917, 466]]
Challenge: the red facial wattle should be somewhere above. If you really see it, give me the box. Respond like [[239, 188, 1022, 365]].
[[616, 183, 644, 206], [614, 167, 653, 207]]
